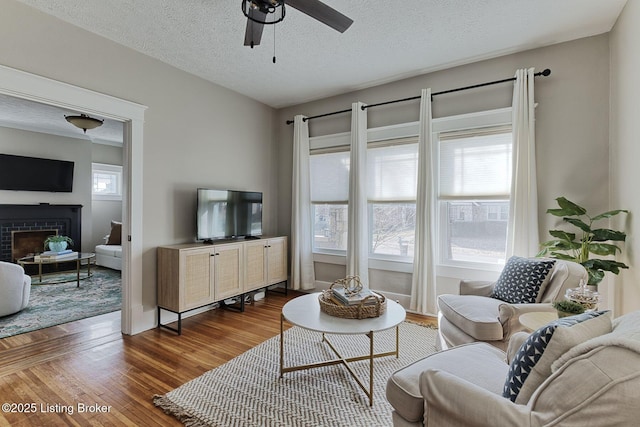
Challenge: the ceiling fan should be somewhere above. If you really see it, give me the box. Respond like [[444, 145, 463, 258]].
[[241, 0, 353, 48]]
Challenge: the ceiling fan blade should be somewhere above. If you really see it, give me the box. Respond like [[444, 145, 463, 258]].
[[286, 0, 353, 33], [243, 10, 267, 47]]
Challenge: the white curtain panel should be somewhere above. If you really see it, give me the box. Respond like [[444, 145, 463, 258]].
[[346, 102, 369, 286], [507, 68, 540, 257], [290, 115, 315, 290], [410, 89, 437, 315]]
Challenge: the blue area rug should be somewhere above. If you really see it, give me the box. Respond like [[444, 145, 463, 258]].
[[0, 267, 121, 339]]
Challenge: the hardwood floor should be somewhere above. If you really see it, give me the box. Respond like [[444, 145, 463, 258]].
[[0, 291, 436, 426]]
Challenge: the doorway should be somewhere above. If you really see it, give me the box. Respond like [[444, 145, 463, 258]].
[[0, 64, 146, 335]]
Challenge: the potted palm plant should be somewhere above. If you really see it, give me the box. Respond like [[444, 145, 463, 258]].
[[43, 235, 74, 252], [538, 197, 628, 286]]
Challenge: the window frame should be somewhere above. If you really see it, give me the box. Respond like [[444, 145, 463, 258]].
[[307, 107, 513, 273], [433, 108, 513, 272], [91, 162, 123, 201]]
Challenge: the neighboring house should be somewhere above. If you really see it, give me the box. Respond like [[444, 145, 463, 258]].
[[0, 0, 638, 334]]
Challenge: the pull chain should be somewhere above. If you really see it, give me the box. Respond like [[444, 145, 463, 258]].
[[273, 24, 276, 63]]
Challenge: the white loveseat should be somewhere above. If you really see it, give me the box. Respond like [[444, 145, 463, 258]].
[[387, 310, 640, 426], [94, 220, 122, 271]]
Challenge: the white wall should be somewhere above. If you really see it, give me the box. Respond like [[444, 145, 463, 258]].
[[610, 0, 640, 314], [275, 35, 612, 306], [0, 0, 277, 321]]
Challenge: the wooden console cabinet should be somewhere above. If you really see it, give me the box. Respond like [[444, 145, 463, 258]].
[[157, 236, 287, 334]]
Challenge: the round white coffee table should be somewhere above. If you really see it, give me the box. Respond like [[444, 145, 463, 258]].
[[280, 292, 406, 406]]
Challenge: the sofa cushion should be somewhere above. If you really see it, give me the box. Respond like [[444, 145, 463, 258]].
[[95, 244, 122, 258], [387, 343, 508, 423], [106, 221, 122, 245], [491, 256, 556, 304], [503, 310, 610, 402], [438, 294, 504, 341]]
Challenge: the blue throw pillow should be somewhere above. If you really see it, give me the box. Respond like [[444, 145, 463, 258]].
[[502, 310, 609, 402], [491, 257, 556, 304]]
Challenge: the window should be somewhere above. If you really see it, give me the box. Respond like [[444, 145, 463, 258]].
[[367, 141, 418, 259], [437, 128, 512, 267], [92, 163, 122, 201], [310, 150, 349, 252]]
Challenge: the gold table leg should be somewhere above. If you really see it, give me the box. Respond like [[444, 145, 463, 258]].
[[280, 321, 401, 406]]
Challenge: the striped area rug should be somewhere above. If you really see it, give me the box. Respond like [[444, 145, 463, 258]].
[[154, 322, 437, 426]]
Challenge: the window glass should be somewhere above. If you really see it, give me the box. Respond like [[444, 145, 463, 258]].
[[92, 163, 122, 201], [313, 204, 348, 251], [310, 150, 349, 252], [437, 129, 512, 266], [367, 143, 418, 258]]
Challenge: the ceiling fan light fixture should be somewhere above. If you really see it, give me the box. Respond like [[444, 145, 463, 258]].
[[242, 0, 285, 25], [65, 113, 104, 133]]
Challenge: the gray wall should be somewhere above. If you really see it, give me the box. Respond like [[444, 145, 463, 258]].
[[275, 35, 612, 301], [91, 143, 123, 249], [610, 0, 640, 314], [0, 126, 93, 251], [0, 0, 277, 313]]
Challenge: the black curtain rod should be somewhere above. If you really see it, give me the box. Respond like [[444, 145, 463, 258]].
[[286, 68, 551, 125]]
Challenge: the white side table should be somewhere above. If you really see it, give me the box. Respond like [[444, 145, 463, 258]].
[[280, 292, 406, 406]]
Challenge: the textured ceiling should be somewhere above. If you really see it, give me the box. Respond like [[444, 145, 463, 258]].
[[0, 0, 628, 143], [13, 0, 628, 108]]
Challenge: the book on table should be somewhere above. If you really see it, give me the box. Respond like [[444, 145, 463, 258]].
[[35, 251, 79, 261], [331, 287, 382, 306]]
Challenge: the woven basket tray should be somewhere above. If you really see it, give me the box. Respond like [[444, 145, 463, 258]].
[[319, 289, 387, 319]]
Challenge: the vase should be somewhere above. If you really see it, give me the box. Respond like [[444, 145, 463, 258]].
[[48, 241, 68, 252]]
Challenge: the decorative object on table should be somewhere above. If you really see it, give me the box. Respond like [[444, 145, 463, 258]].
[[552, 300, 586, 318], [43, 235, 74, 252], [538, 196, 629, 286], [319, 276, 386, 319], [565, 280, 600, 311]]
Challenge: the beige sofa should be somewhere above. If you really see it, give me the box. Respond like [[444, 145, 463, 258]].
[[437, 258, 587, 351], [387, 310, 640, 426]]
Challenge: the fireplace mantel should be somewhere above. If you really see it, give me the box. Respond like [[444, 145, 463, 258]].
[[0, 203, 82, 262]]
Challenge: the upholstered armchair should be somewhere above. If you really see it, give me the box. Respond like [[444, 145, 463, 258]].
[[437, 257, 587, 351], [387, 310, 640, 426], [0, 261, 31, 317]]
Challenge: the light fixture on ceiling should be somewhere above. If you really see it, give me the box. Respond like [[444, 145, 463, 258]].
[[242, 0, 285, 28], [65, 113, 104, 133]]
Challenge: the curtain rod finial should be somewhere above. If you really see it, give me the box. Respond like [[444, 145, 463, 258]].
[[541, 68, 551, 76]]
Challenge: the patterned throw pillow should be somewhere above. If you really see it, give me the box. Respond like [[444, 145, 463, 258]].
[[491, 257, 556, 304], [502, 310, 609, 402]]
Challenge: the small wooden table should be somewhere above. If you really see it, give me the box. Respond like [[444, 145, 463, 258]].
[[18, 252, 96, 287], [519, 311, 558, 332], [280, 292, 406, 406]]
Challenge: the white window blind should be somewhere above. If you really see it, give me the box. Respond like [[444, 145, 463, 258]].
[[310, 151, 350, 202], [367, 143, 418, 202], [439, 131, 512, 199]]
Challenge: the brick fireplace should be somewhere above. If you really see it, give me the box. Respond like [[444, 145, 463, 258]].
[[0, 204, 82, 263]]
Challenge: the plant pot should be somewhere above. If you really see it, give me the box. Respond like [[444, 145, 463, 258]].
[[48, 241, 68, 252], [557, 310, 577, 318]]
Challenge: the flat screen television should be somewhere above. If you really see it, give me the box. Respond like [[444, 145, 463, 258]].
[[0, 153, 74, 192], [196, 188, 263, 242]]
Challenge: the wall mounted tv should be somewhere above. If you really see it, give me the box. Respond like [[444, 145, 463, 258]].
[[196, 188, 263, 242], [0, 153, 75, 192]]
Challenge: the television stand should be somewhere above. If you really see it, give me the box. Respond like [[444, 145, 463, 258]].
[[157, 236, 288, 334]]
